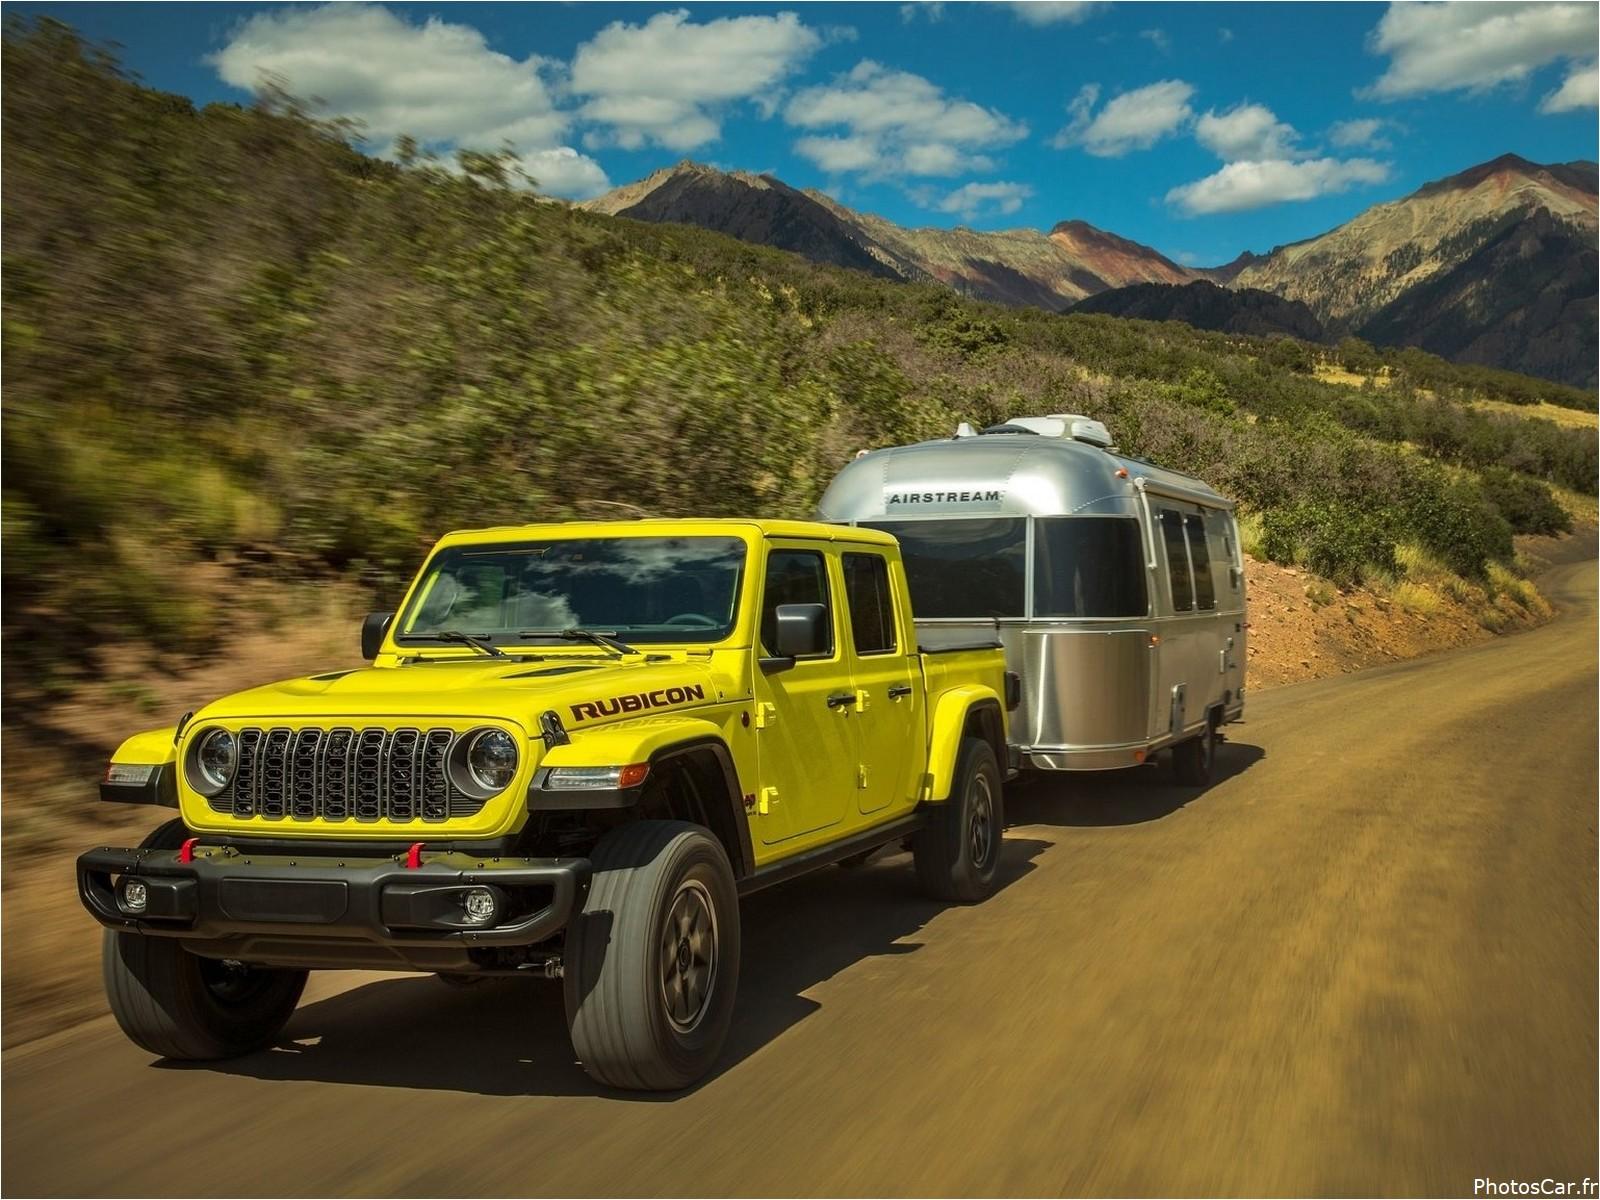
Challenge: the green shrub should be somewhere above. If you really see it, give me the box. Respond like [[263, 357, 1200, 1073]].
[[1477, 466, 1573, 535]]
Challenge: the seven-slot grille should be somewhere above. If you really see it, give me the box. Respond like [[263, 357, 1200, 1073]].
[[212, 726, 489, 822]]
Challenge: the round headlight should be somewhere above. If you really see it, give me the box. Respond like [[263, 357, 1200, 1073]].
[[465, 729, 518, 794], [189, 728, 237, 796]]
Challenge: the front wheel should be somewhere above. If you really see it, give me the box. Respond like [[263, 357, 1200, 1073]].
[[564, 820, 740, 1091], [914, 736, 1004, 903], [101, 818, 307, 1060]]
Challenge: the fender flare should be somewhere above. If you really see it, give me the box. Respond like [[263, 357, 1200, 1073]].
[[530, 718, 754, 878], [923, 686, 1006, 803]]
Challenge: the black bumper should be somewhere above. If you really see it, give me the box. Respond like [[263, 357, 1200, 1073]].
[[77, 844, 590, 949]]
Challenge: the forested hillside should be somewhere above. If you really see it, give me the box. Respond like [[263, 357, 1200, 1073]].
[[3, 20, 1595, 690]]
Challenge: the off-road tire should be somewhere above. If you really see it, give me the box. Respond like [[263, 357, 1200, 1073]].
[[1171, 716, 1217, 787], [914, 736, 1003, 903], [102, 820, 306, 1060], [564, 820, 740, 1091]]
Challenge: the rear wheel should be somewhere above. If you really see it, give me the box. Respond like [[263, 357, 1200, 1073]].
[[914, 736, 1003, 903], [1171, 715, 1218, 786], [102, 819, 305, 1060], [564, 820, 740, 1091]]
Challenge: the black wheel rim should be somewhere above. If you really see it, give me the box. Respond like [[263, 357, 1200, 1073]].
[[968, 773, 996, 868], [199, 957, 275, 1006], [659, 878, 718, 1034]]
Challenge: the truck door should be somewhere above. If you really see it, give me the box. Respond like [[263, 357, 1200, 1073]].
[[751, 545, 856, 845], [841, 550, 920, 816]]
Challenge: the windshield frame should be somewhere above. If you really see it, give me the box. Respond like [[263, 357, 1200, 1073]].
[[390, 533, 753, 651]]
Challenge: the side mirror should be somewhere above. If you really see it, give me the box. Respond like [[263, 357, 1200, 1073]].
[[362, 611, 394, 660], [773, 603, 828, 659]]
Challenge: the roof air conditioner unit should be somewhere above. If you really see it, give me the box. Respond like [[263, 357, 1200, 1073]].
[[999, 414, 1113, 447]]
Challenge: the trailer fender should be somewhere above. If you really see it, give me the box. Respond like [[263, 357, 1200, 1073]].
[[923, 686, 1006, 803]]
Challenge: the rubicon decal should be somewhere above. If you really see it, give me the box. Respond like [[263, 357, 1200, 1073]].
[[886, 489, 1003, 505], [570, 684, 706, 721]]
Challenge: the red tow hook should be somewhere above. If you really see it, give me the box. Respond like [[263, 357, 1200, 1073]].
[[405, 842, 425, 870], [178, 837, 199, 864]]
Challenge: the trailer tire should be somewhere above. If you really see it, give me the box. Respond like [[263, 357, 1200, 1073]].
[[914, 736, 1003, 903], [102, 822, 306, 1061], [564, 820, 740, 1091], [1171, 715, 1217, 786]]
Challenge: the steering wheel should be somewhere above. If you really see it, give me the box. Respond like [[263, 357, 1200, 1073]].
[[664, 613, 720, 628]]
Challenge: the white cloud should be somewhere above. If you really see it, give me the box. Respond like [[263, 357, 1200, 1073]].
[[1540, 61, 1599, 112], [571, 9, 822, 150], [1195, 103, 1301, 162], [1218, 27, 1235, 44], [936, 181, 1034, 220], [786, 60, 1026, 179], [1365, 2, 1599, 100], [1328, 116, 1392, 149], [1140, 28, 1173, 55], [1051, 79, 1195, 156], [1167, 157, 1391, 215], [792, 134, 880, 173], [900, 2, 945, 23], [515, 147, 612, 197], [1004, 2, 1104, 26], [209, 4, 610, 198]]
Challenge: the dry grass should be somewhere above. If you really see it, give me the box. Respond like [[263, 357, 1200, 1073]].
[[1313, 364, 1393, 389], [1472, 397, 1598, 431], [1549, 484, 1599, 527], [1487, 561, 1552, 618], [1393, 581, 1444, 617], [1236, 510, 1266, 561]]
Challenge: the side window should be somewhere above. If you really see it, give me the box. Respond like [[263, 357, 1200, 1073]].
[[1185, 514, 1216, 610], [1159, 510, 1194, 612], [759, 549, 833, 658], [842, 553, 898, 655], [1209, 508, 1240, 593]]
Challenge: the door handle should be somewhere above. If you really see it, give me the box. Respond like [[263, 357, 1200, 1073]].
[[887, 685, 913, 699], [826, 692, 854, 710]]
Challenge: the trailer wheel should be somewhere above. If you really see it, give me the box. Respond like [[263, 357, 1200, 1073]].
[[1171, 715, 1217, 786], [914, 736, 1003, 903], [101, 819, 307, 1060], [564, 820, 740, 1091]]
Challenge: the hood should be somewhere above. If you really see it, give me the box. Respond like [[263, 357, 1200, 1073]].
[[195, 654, 728, 730]]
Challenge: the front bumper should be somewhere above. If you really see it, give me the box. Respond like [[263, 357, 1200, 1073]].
[[77, 843, 590, 953]]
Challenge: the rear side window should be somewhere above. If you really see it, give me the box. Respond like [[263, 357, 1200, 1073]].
[[861, 518, 1026, 619], [1185, 514, 1216, 611], [759, 549, 833, 657], [1160, 510, 1194, 611], [1033, 518, 1147, 617], [842, 553, 898, 655]]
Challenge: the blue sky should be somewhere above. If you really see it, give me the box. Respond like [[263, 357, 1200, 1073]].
[[15, 1, 1599, 265]]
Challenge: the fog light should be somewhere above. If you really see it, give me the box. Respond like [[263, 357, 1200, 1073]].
[[122, 879, 149, 913], [462, 887, 498, 924]]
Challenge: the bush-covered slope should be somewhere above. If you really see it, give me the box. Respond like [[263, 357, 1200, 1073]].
[[2, 20, 1594, 687], [1071, 280, 1326, 342]]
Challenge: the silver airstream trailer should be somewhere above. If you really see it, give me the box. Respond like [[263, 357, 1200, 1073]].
[[817, 415, 1247, 784]]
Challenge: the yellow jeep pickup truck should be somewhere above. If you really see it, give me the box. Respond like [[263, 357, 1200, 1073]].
[[79, 519, 1015, 1090]]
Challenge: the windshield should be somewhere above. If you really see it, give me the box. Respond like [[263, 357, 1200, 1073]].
[[397, 536, 747, 646]]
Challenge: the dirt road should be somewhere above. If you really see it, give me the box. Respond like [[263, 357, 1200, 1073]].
[[5, 556, 1595, 1197]]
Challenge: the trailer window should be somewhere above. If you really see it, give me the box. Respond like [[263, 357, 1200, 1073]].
[[1033, 518, 1147, 618], [842, 552, 898, 655], [1184, 514, 1216, 610], [861, 518, 1026, 619], [1159, 510, 1194, 611]]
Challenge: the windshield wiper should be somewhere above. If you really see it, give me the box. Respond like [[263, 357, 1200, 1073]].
[[431, 630, 507, 658], [518, 628, 636, 655]]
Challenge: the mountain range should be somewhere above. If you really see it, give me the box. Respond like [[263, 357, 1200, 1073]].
[[578, 154, 1598, 388]]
